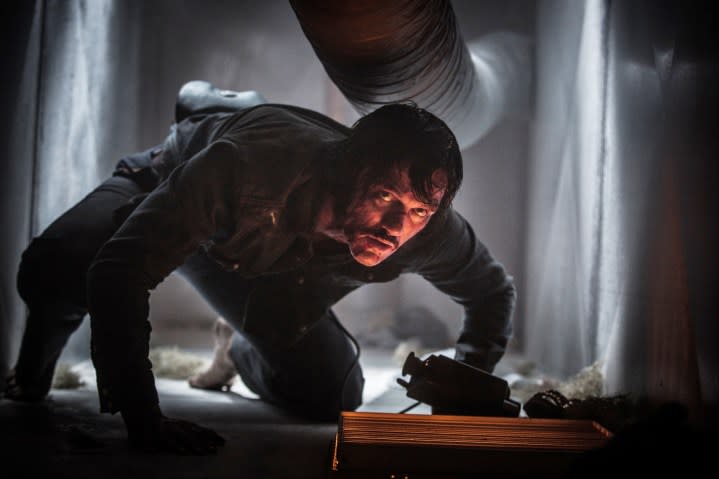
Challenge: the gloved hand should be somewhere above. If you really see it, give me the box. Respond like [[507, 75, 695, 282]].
[[122, 409, 225, 455]]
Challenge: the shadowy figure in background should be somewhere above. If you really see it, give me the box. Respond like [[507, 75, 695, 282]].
[[4, 88, 515, 455]]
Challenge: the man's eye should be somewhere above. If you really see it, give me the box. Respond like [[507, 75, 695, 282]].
[[412, 208, 428, 218], [378, 191, 392, 202]]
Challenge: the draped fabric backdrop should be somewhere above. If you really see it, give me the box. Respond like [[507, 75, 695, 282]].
[[1, 2, 42, 382], [32, 1, 142, 231], [1, 0, 144, 374], [525, 0, 717, 423], [524, 0, 608, 376]]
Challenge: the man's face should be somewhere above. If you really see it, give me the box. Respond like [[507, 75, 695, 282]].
[[341, 168, 447, 267]]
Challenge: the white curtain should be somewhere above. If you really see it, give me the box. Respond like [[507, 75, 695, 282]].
[[26, 0, 145, 360], [34, 0, 141, 232], [525, 0, 717, 421], [524, 0, 608, 377]]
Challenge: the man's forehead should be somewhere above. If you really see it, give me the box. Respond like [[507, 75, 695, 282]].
[[379, 169, 446, 207]]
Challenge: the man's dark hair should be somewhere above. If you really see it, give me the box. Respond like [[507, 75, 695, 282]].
[[341, 102, 463, 210]]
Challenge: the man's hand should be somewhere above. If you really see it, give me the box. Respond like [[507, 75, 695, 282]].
[[123, 411, 225, 455]]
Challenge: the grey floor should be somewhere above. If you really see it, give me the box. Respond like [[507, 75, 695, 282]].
[[0, 345, 442, 479], [1, 317, 542, 479], [3, 322, 711, 478]]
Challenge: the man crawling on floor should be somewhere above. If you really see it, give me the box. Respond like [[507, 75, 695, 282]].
[[4, 96, 515, 454]]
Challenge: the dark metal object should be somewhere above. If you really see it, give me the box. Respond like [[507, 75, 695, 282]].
[[289, 0, 473, 113], [524, 389, 636, 433], [289, 0, 482, 147], [397, 351, 521, 417]]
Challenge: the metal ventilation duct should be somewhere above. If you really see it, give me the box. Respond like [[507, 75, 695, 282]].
[[289, 0, 530, 150]]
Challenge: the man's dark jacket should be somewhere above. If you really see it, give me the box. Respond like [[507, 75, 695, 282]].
[[86, 104, 516, 418]]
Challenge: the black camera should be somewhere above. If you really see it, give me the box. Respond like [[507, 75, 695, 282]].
[[396, 352, 521, 417]]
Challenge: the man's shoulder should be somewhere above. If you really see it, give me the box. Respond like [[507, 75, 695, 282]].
[[390, 208, 465, 265], [417, 208, 467, 242]]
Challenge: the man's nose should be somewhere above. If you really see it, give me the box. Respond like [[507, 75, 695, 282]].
[[381, 210, 405, 236]]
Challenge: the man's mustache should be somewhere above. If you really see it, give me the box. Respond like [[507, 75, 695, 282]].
[[361, 230, 399, 248]]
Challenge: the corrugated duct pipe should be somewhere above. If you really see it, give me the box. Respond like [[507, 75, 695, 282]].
[[289, 0, 530, 150]]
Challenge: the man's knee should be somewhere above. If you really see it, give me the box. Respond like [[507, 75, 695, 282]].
[[278, 359, 365, 421], [228, 306, 365, 419], [17, 237, 91, 306]]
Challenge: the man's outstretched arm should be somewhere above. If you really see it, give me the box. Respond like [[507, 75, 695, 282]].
[[416, 208, 516, 373], [87, 140, 241, 454]]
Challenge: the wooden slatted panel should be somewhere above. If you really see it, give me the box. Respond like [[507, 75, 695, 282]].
[[339, 412, 611, 451], [331, 412, 613, 478]]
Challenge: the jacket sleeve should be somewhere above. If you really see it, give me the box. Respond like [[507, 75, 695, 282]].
[[86, 140, 241, 417], [415, 208, 516, 373]]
